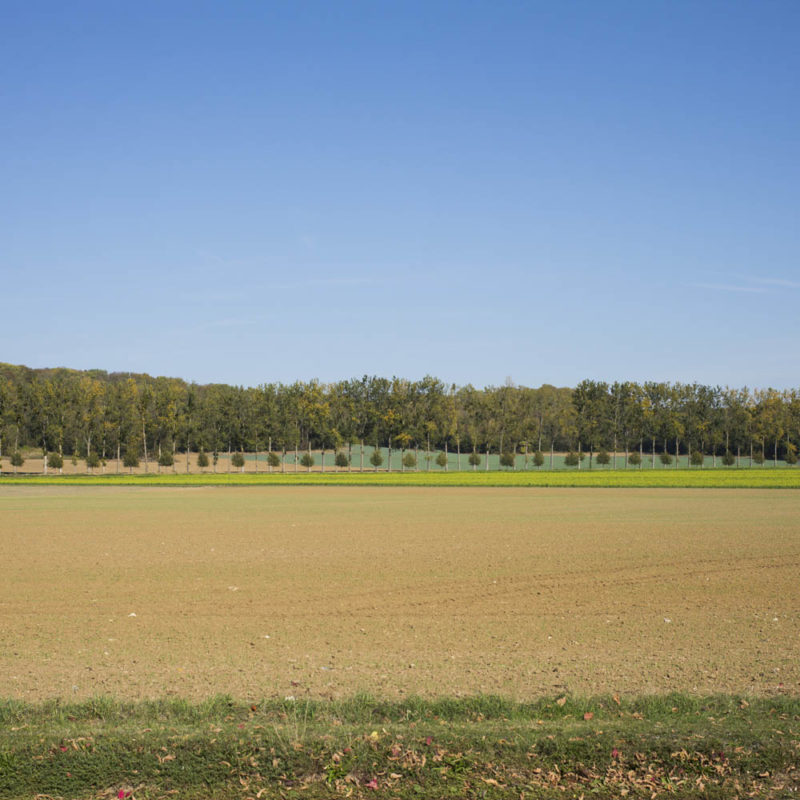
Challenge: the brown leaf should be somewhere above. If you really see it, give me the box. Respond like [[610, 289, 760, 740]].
[[583, 712, 594, 721], [556, 697, 567, 707]]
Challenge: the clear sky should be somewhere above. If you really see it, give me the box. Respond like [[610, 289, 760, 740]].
[[2, 1, 798, 388]]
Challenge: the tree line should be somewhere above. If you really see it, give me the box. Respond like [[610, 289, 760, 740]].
[[0, 362, 798, 472]]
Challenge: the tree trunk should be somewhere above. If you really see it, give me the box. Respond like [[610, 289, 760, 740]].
[[577, 440, 581, 470], [457, 441, 461, 471], [639, 439, 643, 470], [444, 441, 448, 471], [348, 441, 352, 472], [550, 441, 554, 470], [117, 442, 121, 474], [774, 438, 778, 467], [142, 419, 148, 472], [321, 448, 325, 473], [387, 441, 392, 473], [295, 443, 298, 472], [485, 446, 489, 471], [360, 439, 364, 472], [675, 437, 679, 469], [227, 444, 232, 474], [613, 435, 617, 470], [268, 438, 272, 473], [651, 436, 656, 469]]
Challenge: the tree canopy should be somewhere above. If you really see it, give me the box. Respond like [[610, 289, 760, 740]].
[[1, 363, 798, 465]]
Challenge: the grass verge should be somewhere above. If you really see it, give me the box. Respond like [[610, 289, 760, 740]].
[[1, 469, 800, 488], [2, 694, 798, 799]]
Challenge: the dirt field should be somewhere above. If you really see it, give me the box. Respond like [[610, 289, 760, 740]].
[[0, 486, 798, 701]]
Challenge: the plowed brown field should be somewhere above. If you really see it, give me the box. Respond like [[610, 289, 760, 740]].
[[1, 487, 798, 701]]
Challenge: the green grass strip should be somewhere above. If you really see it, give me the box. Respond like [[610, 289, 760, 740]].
[[2, 468, 800, 488], [1, 694, 798, 798]]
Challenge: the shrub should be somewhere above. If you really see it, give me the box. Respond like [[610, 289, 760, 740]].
[[86, 452, 101, 469], [628, 451, 642, 466], [267, 451, 281, 468], [47, 452, 63, 470], [785, 448, 798, 466], [690, 449, 704, 466], [752, 451, 765, 465], [197, 450, 210, 468], [300, 452, 315, 469], [123, 451, 139, 469], [722, 451, 736, 466], [158, 451, 174, 467], [499, 452, 515, 468], [10, 451, 24, 468], [659, 452, 673, 465], [564, 452, 579, 467], [370, 449, 384, 468], [435, 452, 448, 468], [231, 452, 245, 469], [335, 451, 350, 468], [532, 451, 545, 467], [468, 452, 482, 467], [402, 452, 416, 468], [595, 450, 610, 465]]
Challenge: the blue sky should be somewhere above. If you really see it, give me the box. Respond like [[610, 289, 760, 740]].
[[2, 1, 798, 388]]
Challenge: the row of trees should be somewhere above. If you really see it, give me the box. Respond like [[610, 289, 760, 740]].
[[1, 363, 799, 471]]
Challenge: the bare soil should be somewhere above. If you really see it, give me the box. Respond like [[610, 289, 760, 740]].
[[0, 487, 797, 701]]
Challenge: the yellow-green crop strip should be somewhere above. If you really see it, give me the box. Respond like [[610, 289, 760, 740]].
[[1, 468, 799, 488]]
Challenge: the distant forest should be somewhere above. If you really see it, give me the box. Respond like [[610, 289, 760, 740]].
[[0, 362, 798, 467]]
